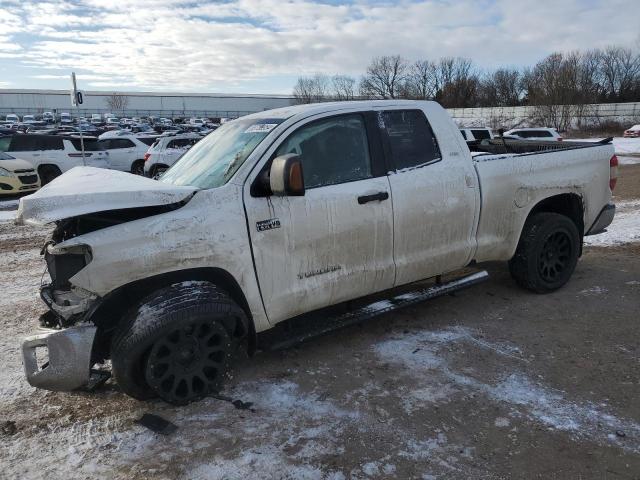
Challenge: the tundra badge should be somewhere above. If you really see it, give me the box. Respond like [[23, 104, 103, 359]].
[[256, 218, 281, 232]]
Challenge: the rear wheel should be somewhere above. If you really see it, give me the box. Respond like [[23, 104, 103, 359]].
[[509, 212, 580, 293], [38, 165, 62, 185], [111, 281, 249, 404]]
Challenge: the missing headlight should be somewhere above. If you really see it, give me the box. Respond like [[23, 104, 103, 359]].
[[45, 244, 92, 290]]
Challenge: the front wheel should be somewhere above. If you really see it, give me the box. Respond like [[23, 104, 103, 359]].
[[509, 212, 580, 293], [111, 281, 249, 404]]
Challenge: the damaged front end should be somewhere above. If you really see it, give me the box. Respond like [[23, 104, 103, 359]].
[[22, 238, 100, 391], [18, 166, 199, 392]]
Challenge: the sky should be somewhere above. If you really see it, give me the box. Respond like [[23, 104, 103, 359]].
[[0, 0, 638, 94]]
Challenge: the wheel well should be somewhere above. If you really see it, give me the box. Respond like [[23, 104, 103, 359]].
[[89, 267, 257, 360], [527, 193, 584, 256], [528, 193, 584, 236], [150, 163, 169, 174], [38, 164, 61, 174]]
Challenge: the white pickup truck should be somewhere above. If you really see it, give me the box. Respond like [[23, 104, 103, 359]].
[[17, 100, 617, 404]]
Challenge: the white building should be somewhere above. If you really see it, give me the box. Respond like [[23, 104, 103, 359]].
[[0, 89, 296, 119]]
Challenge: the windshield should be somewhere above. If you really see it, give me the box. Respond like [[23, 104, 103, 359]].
[[161, 117, 283, 189], [0, 151, 14, 160]]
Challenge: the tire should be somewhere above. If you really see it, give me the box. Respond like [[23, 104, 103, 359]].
[[131, 160, 145, 176], [111, 281, 249, 404], [509, 212, 580, 293], [150, 164, 168, 179], [38, 165, 62, 185]]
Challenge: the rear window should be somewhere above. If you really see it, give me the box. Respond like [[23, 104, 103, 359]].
[[379, 110, 441, 170], [10, 135, 64, 151], [68, 138, 102, 151], [471, 129, 491, 140], [138, 137, 157, 146], [167, 138, 199, 149]]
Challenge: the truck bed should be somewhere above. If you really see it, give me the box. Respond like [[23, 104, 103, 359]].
[[467, 137, 613, 160]]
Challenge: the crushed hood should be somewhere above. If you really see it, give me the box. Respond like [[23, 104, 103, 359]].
[[17, 167, 198, 225]]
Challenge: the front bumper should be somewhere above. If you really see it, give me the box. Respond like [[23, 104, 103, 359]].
[[0, 175, 40, 194], [586, 203, 615, 236], [22, 325, 97, 391]]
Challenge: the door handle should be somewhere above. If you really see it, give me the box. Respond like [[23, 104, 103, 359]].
[[357, 191, 389, 204]]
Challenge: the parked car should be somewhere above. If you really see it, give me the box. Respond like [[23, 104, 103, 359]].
[[5, 113, 19, 124], [504, 127, 562, 141], [22, 115, 37, 124], [59, 112, 72, 125], [16, 100, 617, 404], [0, 134, 109, 184], [459, 127, 494, 141], [98, 131, 159, 174], [143, 133, 202, 177], [623, 124, 640, 138], [91, 114, 102, 125], [42, 112, 55, 123], [105, 117, 120, 126], [0, 152, 40, 195]]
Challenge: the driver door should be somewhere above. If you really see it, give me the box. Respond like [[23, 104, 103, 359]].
[[244, 112, 395, 324]]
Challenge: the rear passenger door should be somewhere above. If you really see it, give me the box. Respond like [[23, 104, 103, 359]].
[[378, 108, 479, 286], [99, 138, 136, 171]]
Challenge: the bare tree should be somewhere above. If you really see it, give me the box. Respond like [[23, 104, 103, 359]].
[[359, 55, 408, 99], [293, 74, 330, 104], [479, 68, 523, 107], [600, 46, 640, 102], [331, 75, 356, 101], [433, 57, 479, 108], [404, 60, 437, 100], [105, 93, 129, 113]]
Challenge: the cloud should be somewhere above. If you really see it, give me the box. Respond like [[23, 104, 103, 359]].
[[1, 0, 639, 92]]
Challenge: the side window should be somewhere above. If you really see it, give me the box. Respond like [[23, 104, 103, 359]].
[[39, 136, 64, 150], [460, 130, 467, 140], [470, 129, 491, 140], [380, 110, 441, 170], [275, 113, 372, 189], [167, 139, 192, 149], [0, 137, 10, 152]]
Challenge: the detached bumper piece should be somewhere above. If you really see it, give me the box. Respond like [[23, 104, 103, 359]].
[[22, 325, 97, 391], [586, 203, 615, 236]]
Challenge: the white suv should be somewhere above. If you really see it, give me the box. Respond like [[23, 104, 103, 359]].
[[143, 133, 202, 178], [0, 134, 109, 184], [98, 131, 159, 175], [504, 127, 562, 141]]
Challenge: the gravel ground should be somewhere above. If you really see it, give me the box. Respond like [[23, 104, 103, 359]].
[[0, 165, 639, 480]]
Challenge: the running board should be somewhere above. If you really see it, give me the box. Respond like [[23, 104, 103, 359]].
[[263, 270, 489, 351]]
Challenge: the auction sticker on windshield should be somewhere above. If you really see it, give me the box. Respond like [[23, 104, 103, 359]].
[[245, 123, 278, 133]]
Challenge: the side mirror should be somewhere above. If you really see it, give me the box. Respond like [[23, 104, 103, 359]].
[[269, 154, 305, 196]]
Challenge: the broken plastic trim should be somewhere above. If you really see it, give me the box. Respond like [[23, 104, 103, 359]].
[[51, 196, 194, 242]]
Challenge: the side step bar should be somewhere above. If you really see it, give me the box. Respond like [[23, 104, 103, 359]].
[[263, 270, 489, 351]]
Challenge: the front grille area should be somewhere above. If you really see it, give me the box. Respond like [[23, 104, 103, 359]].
[[19, 175, 38, 185], [14, 169, 35, 174]]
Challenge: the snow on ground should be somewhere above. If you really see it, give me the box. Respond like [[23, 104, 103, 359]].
[[618, 156, 640, 165], [613, 137, 640, 156], [567, 137, 640, 157], [374, 327, 640, 454], [584, 200, 640, 247], [0, 209, 17, 222], [0, 198, 20, 211]]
